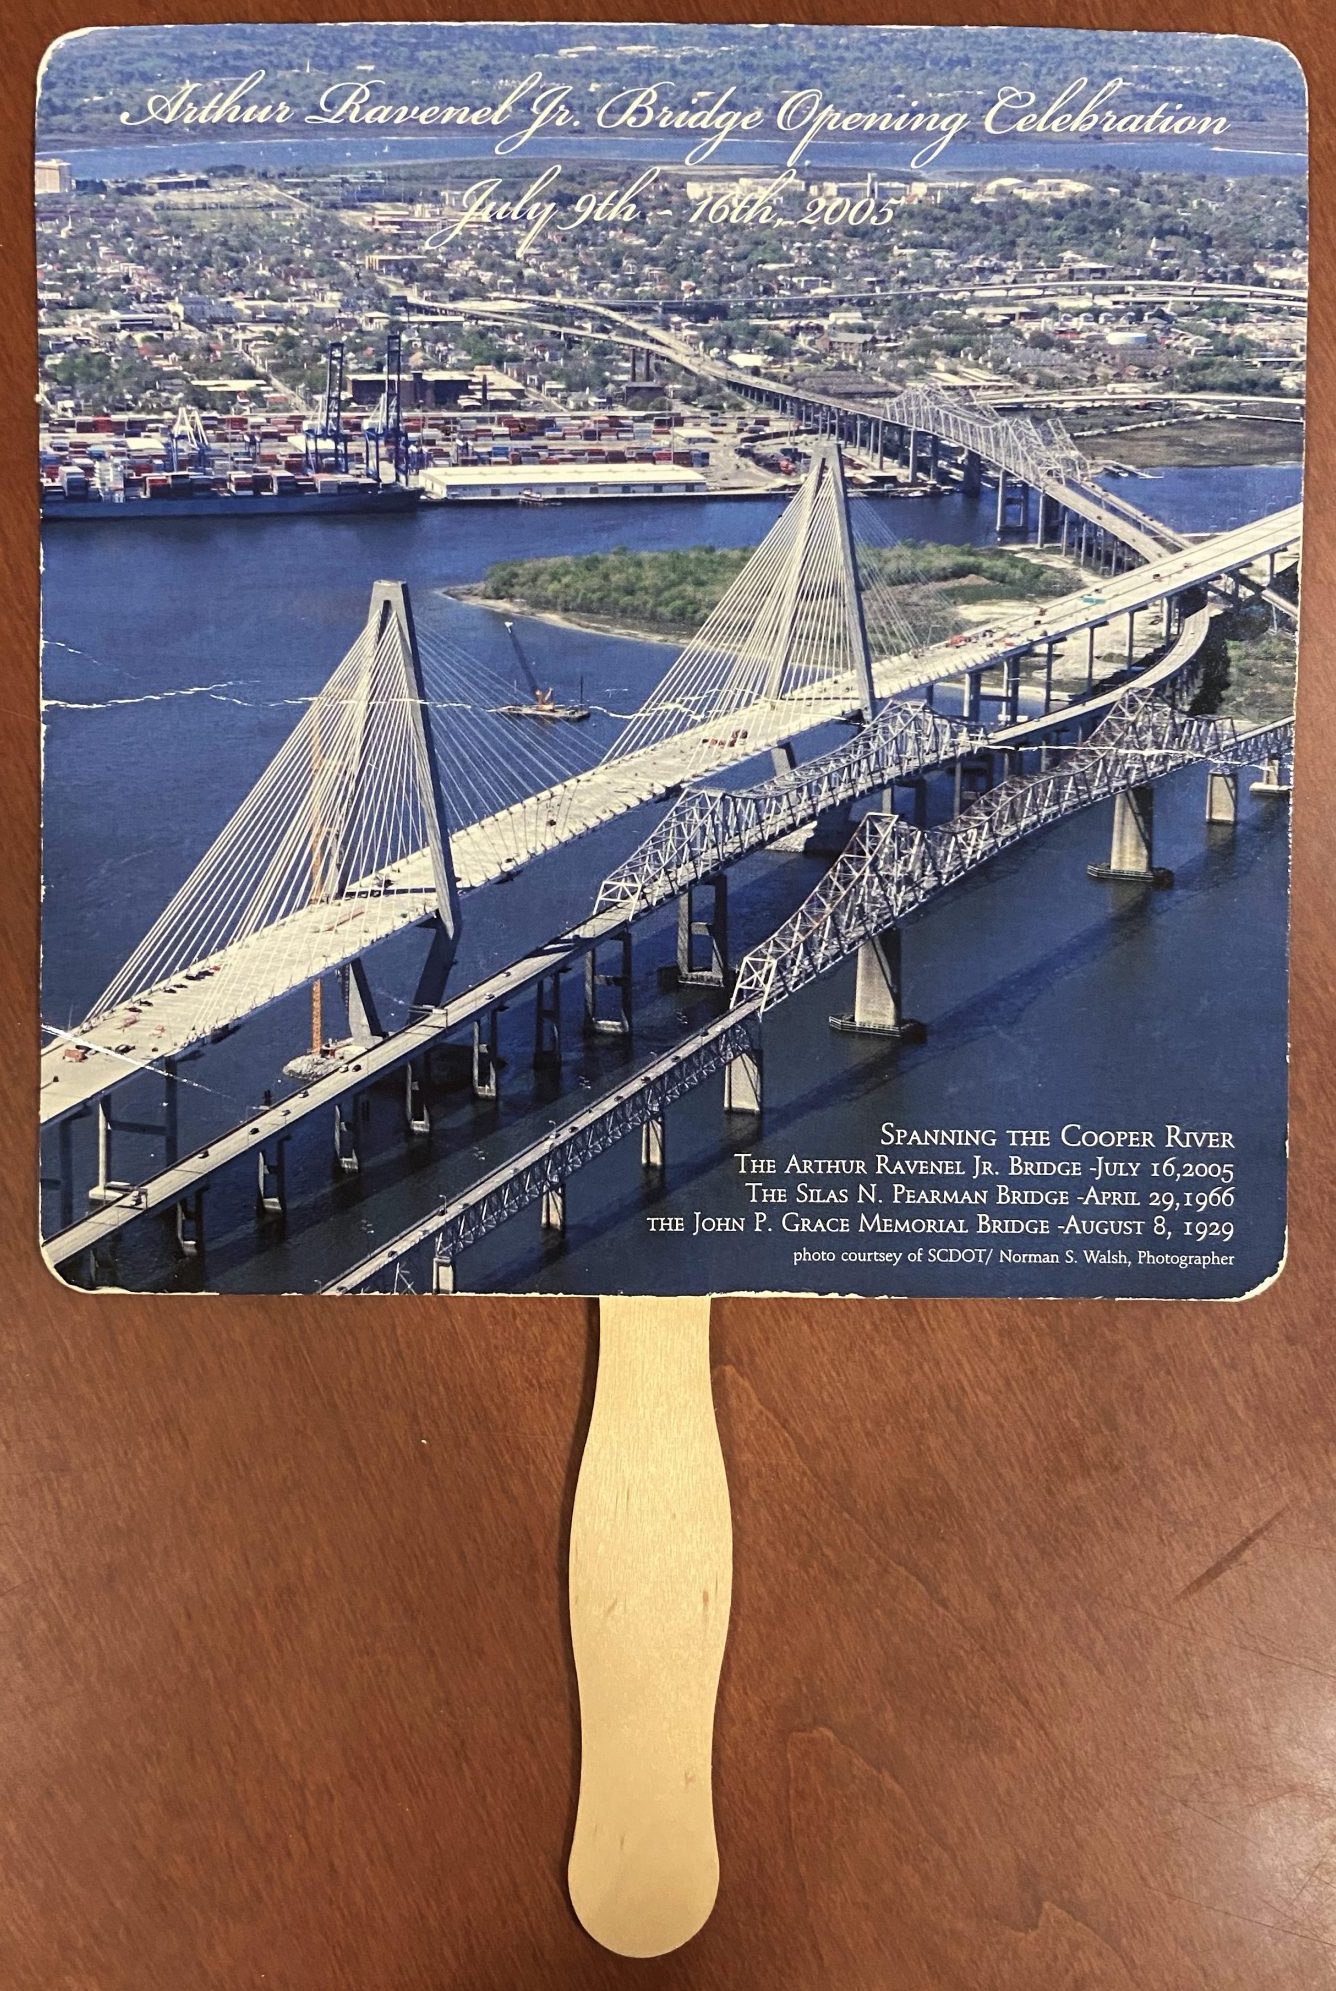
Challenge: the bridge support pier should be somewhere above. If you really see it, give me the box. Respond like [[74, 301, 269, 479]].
[[89, 1096, 131, 1208], [87, 1234, 118, 1290], [1035, 493, 1056, 549], [1205, 769, 1238, 825], [1086, 625, 1098, 692], [804, 797, 856, 855], [585, 932, 633, 1035], [257, 1141, 288, 1219], [1043, 643, 1055, 713], [333, 1097, 361, 1173], [540, 1178, 567, 1235], [534, 971, 563, 1069], [641, 1111, 666, 1174], [405, 1059, 431, 1136], [1003, 655, 1022, 725], [724, 1042, 762, 1116], [1250, 755, 1291, 799], [175, 1189, 205, 1257], [342, 957, 384, 1046], [432, 1252, 458, 1295], [1126, 609, 1137, 669], [995, 470, 1008, 536], [1087, 785, 1174, 887], [472, 1012, 500, 1100], [892, 774, 929, 829], [961, 449, 982, 497], [678, 873, 730, 988], [831, 929, 926, 1040], [954, 751, 994, 813], [964, 668, 983, 723]]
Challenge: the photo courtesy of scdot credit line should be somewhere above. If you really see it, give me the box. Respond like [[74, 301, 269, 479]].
[[35, 22, 1304, 1302]]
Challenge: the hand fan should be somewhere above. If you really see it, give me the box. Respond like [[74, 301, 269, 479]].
[[566, 1294, 731, 1957]]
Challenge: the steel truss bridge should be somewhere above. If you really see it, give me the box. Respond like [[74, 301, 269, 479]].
[[40, 599, 1222, 1277], [41, 490, 1296, 1144], [328, 686, 1293, 1295], [733, 690, 1294, 1010], [41, 439, 1299, 1282], [445, 295, 1198, 561]]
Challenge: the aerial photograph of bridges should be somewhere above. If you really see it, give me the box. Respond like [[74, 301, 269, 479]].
[[36, 22, 1305, 1300]]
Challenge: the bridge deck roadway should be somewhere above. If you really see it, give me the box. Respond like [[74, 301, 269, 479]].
[[44, 906, 631, 1271], [476, 296, 1211, 558], [40, 502, 1299, 1134], [41, 600, 1223, 1273]]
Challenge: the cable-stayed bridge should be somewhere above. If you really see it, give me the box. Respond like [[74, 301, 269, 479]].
[[41, 435, 1299, 1279], [43, 442, 889, 1121], [41, 449, 1298, 1150], [41, 599, 1226, 1274]]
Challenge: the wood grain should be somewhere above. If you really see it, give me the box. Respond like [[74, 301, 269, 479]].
[[569, 1296, 731, 1956], [5, 1, 1336, 1986]]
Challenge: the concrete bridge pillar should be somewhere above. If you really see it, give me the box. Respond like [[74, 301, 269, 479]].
[[1087, 785, 1174, 886], [892, 774, 929, 829], [907, 426, 919, 480], [724, 1043, 763, 1115], [1250, 756, 1291, 798], [175, 1189, 205, 1257], [961, 449, 982, 497], [1162, 595, 1175, 643], [257, 1141, 288, 1218], [954, 751, 994, 813], [641, 1111, 666, 1174], [1086, 624, 1098, 692], [89, 1096, 130, 1208], [1060, 509, 1071, 557], [342, 956, 385, 1046], [333, 1096, 361, 1173], [405, 1058, 431, 1136], [472, 1010, 500, 1100], [432, 1252, 458, 1295], [87, 1234, 118, 1290], [928, 436, 939, 482], [678, 873, 730, 987], [1205, 769, 1238, 825], [1043, 643, 1055, 713], [533, 971, 563, 1068], [804, 797, 855, 855], [584, 930, 633, 1035], [995, 469, 1008, 536], [964, 668, 984, 724], [830, 929, 927, 1040], [540, 1177, 567, 1235], [1125, 609, 1137, 669], [1003, 655, 1022, 724]]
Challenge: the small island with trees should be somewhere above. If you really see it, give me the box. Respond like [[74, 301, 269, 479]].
[[470, 540, 1076, 645]]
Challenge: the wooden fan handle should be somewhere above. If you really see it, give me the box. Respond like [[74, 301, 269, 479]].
[[567, 1295, 732, 1957]]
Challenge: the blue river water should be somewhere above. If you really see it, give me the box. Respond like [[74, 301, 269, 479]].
[[40, 463, 1301, 1299], [52, 132, 1307, 183]]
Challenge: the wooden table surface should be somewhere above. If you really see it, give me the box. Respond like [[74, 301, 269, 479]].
[[5, 1, 1336, 1984]]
